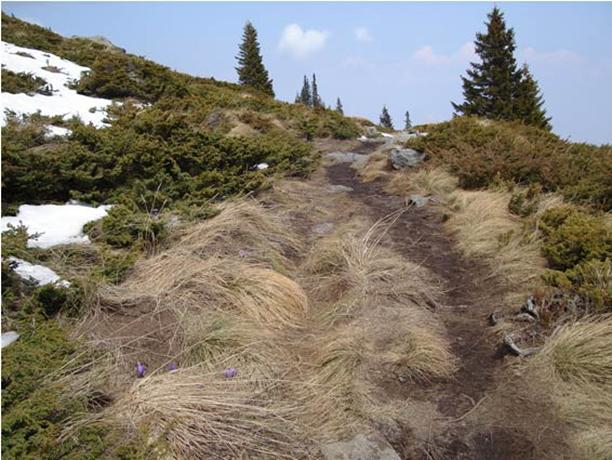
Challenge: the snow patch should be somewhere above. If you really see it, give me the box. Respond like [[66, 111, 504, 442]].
[[1, 41, 113, 127], [358, 135, 368, 141], [381, 132, 394, 138], [1, 203, 112, 248], [45, 125, 72, 138], [256, 163, 269, 170], [1, 331, 20, 349], [8, 257, 70, 287]]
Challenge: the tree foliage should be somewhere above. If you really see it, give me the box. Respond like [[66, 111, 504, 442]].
[[235, 21, 274, 97], [404, 110, 412, 130], [379, 105, 394, 129], [452, 7, 551, 129], [336, 98, 344, 115]]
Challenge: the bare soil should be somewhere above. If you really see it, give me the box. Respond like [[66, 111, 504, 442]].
[[317, 140, 546, 459]]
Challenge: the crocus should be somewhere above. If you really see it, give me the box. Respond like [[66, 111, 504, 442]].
[[168, 362, 178, 373], [223, 367, 237, 378], [135, 362, 146, 378]]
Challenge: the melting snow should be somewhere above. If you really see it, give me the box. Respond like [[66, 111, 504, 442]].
[[256, 163, 269, 170], [1, 203, 112, 248], [8, 257, 70, 287], [1, 41, 113, 127], [381, 133, 394, 139], [1, 331, 20, 349], [44, 125, 72, 138]]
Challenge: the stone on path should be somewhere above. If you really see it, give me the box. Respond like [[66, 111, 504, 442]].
[[321, 433, 401, 460]]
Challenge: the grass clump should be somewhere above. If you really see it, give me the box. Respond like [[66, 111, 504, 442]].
[[525, 316, 612, 459]]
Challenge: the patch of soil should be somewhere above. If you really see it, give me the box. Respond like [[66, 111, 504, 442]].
[[324, 159, 521, 459]]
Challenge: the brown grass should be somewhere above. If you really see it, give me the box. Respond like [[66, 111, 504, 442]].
[[386, 167, 458, 201], [524, 316, 612, 459], [359, 149, 392, 182]]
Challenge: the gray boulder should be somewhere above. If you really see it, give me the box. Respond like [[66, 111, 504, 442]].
[[321, 433, 401, 460], [365, 126, 381, 138], [388, 148, 426, 169]]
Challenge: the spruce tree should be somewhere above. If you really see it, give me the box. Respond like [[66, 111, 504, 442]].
[[514, 64, 551, 130], [235, 21, 274, 96], [298, 75, 312, 106], [379, 106, 394, 130], [335, 97, 344, 115], [404, 110, 412, 130], [452, 7, 521, 120], [311, 73, 323, 108]]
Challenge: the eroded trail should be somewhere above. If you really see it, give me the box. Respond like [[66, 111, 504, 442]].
[[319, 141, 532, 459]]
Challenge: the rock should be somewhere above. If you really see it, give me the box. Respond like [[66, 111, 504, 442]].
[[365, 126, 381, 138], [326, 152, 368, 164], [409, 194, 429, 208], [313, 222, 334, 235], [321, 433, 401, 460], [327, 184, 353, 193], [388, 148, 426, 169]]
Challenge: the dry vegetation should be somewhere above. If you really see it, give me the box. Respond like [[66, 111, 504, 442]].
[[57, 190, 456, 457]]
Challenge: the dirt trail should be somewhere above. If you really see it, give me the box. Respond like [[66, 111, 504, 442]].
[[318, 140, 532, 459]]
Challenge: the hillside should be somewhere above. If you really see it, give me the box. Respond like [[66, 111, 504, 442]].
[[2, 13, 611, 460]]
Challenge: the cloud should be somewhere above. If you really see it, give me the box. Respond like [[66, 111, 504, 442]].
[[278, 24, 328, 59], [521, 47, 583, 65], [354, 27, 373, 43], [412, 42, 476, 65]]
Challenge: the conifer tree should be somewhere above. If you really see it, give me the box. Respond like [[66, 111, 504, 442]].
[[379, 105, 394, 130], [335, 97, 344, 115], [514, 64, 551, 130], [298, 75, 312, 106], [452, 7, 521, 120], [235, 21, 274, 96], [404, 110, 412, 130], [311, 73, 323, 108]]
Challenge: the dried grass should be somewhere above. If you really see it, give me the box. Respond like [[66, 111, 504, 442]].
[[386, 167, 458, 201], [445, 189, 545, 292], [525, 316, 612, 459], [359, 149, 392, 182]]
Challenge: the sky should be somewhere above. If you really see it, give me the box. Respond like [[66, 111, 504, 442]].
[[2, 2, 612, 145]]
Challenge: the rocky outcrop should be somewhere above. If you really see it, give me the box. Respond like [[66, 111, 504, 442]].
[[388, 148, 426, 169]]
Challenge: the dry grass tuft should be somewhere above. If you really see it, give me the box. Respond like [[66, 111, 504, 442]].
[[359, 149, 392, 182], [109, 367, 306, 458], [445, 189, 545, 292], [176, 198, 302, 269], [525, 316, 612, 459], [387, 167, 458, 201]]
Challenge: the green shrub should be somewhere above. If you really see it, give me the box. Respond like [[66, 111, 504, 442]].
[[85, 204, 167, 250], [508, 184, 542, 217], [566, 259, 611, 311], [407, 117, 612, 211], [540, 207, 611, 271], [1, 69, 46, 94]]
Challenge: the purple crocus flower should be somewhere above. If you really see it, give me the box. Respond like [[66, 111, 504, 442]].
[[167, 362, 178, 373], [238, 249, 250, 258], [135, 362, 146, 378], [223, 367, 237, 378]]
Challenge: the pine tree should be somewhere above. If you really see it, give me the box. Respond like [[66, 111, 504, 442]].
[[311, 73, 323, 108], [514, 64, 551, 130], [235, 21, 274, 96], [335, 98, 344, 115], [298, 75, 312, 106], [452, 7, 521, 121], [404, 110, 412, 130], [379, 105, 394, 130]]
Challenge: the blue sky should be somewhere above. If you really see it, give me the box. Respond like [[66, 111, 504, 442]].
[[3, 2, 612, 144]]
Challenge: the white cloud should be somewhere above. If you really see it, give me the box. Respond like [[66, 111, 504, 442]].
[[354, 27, 373, 43], [278, 24, 328, 59], [521, 47, 583, 65], [412, 42, 476, 65]]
